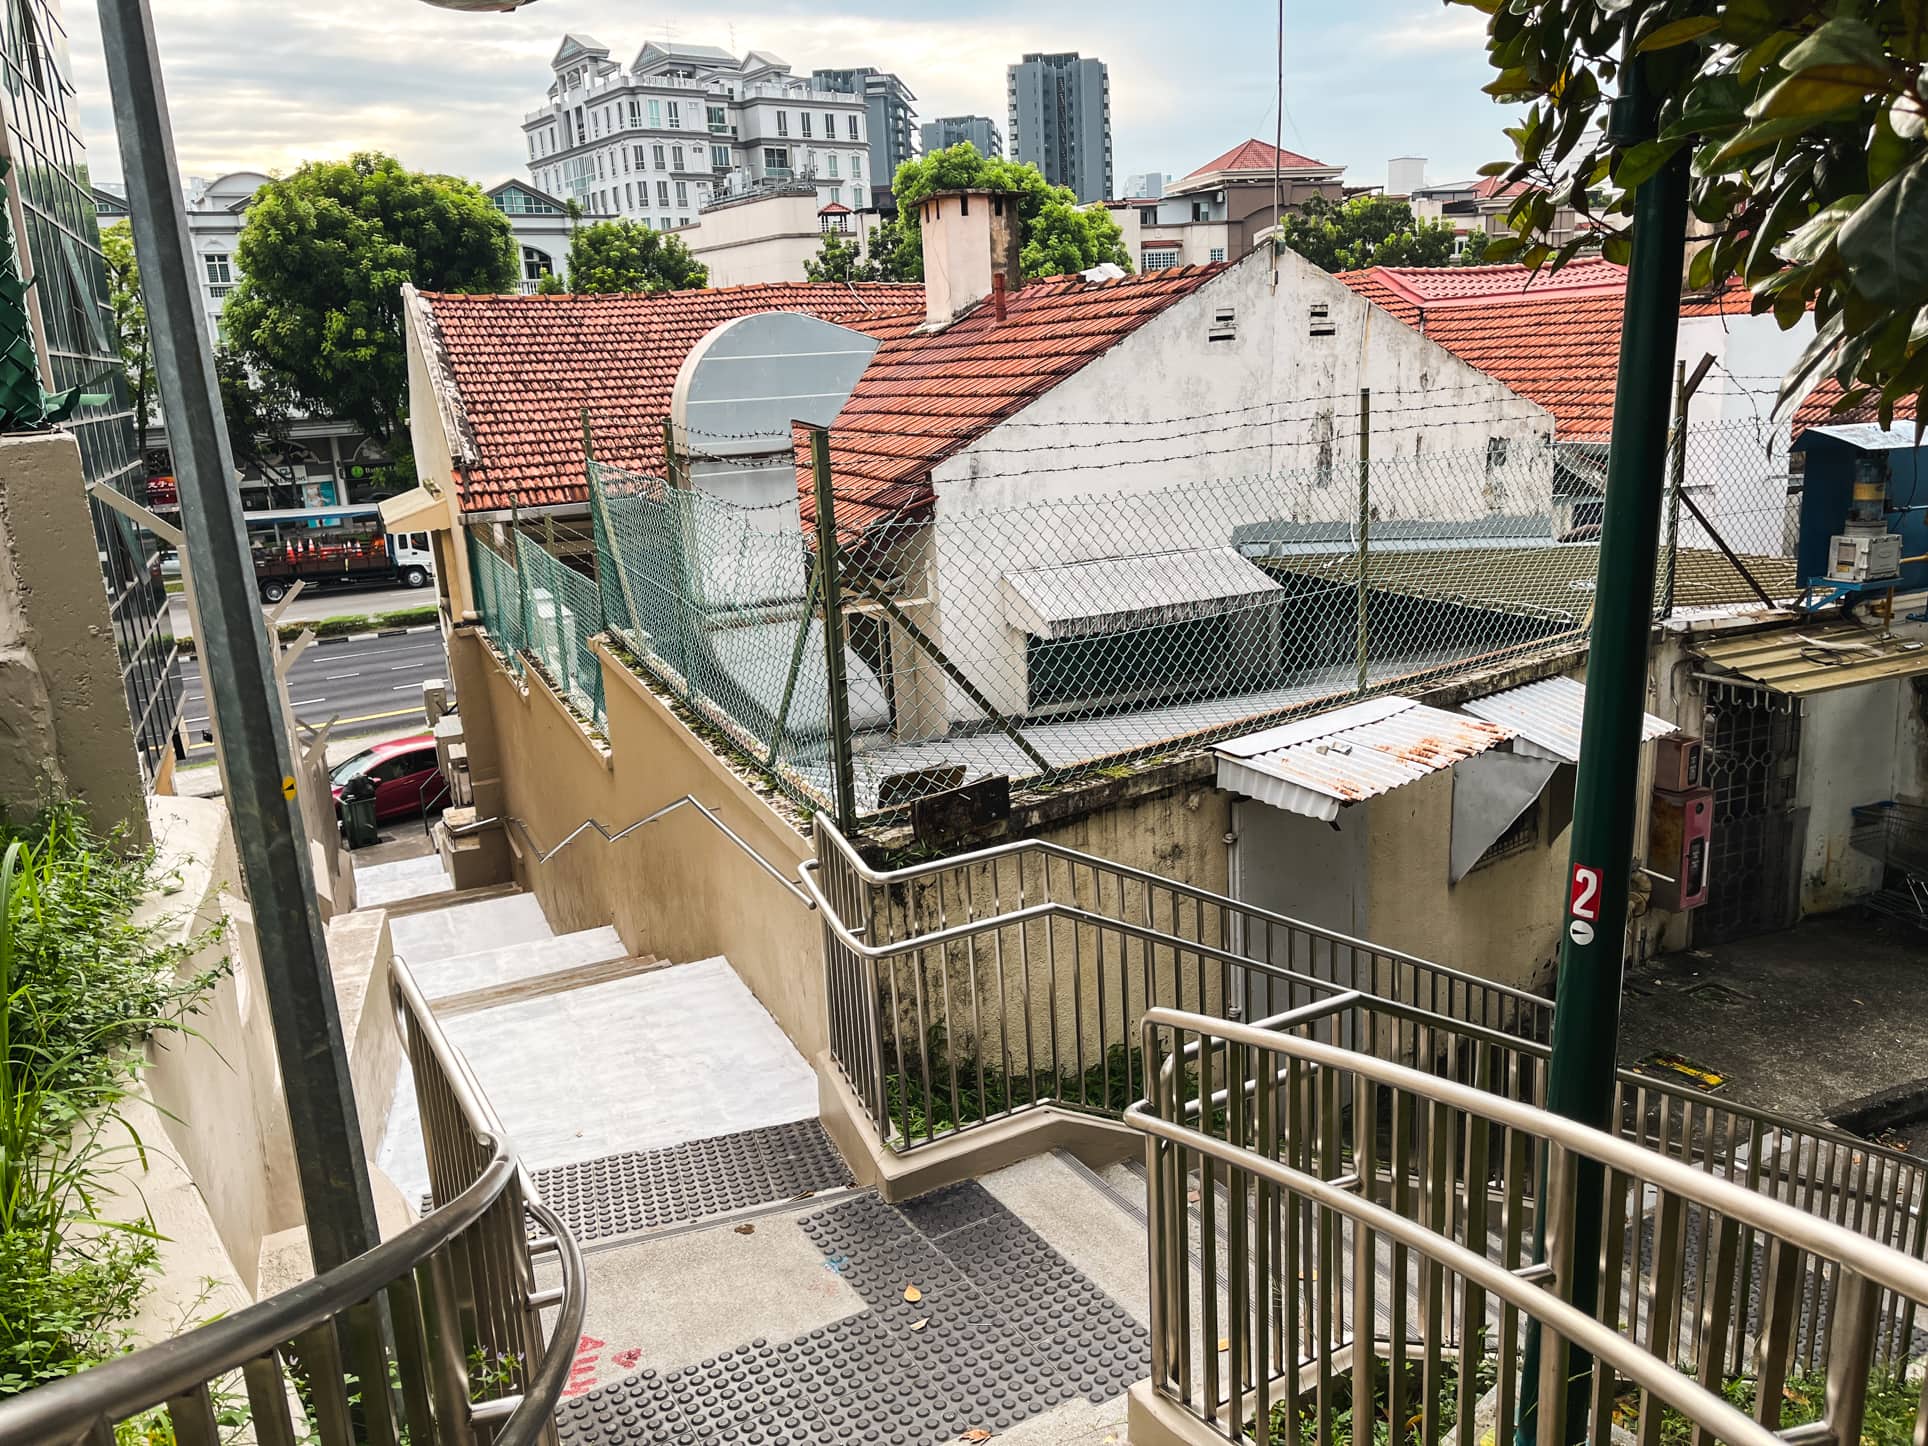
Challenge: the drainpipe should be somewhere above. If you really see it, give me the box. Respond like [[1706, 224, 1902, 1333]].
[[1515, 38, 1691, 1446]]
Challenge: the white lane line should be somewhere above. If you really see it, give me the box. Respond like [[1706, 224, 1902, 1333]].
[[185, 716, 207, 727], [392, 682, 426, 691], [387, 663, 423, 670], [291, 698, 323, 707], [325, 672, 361, 680]]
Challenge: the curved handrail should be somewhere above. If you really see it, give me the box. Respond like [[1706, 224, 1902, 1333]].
[[1129, 1107, 1786, 1446], [0, 1153, 522, 1441], [504, 1196, 588, 1446], [1129, 1006, 1928, 1303], [806, 815, 1548, 1020]]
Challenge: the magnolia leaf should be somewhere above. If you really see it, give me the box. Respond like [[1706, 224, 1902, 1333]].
[[1635, 16, 1720, 53], [1892, 94, 1928, 141], [1707, 113, 1827, 168], [1836, 155, 1928, 308], [1778, 16, 1889, 75], [1601, 231, 1633, 265], [1777, 200, 1859, 264], [960, 1431, 992, 1443], [903, 1283, 923, 1303], [1870, 108, 1912, 189], [1750, 70, 1878, 120], [910, 1317, 930, 1332]]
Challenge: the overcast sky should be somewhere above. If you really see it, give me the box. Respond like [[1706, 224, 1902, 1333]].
[[66, 0, 1510, 195]]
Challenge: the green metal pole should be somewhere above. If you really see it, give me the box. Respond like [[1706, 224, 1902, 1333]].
[[1514, 45, 1691, 1446], [810, 427, 859, 832]]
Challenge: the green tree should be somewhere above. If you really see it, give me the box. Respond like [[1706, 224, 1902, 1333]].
[[863, 218, 919, 281], [1457, 229, 1494, 266], [803, 229, 880, 283], [223, 153, 514, 458], [560, 219, 709, 294], [1274, 194, 1461, 272], [1457, 1, 1928, 420], [213, 349, 301, 503], [883, 143, 1130, 281], [99, 224, 154, 454]]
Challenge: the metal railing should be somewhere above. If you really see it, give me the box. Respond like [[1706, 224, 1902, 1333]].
[[1129, 1000, 1928, 1446], [802, 815, 1551, 1151], [0, 960, 585, 1446]]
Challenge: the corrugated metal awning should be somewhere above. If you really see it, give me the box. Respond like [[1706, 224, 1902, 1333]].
[[1214, 696, 1511, 822], [1692, 619, 1928, 696], [1461, 674, 1676, 763], [1002, 547, 1281, 641]]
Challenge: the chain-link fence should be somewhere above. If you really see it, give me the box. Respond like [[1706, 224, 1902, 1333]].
[[467, 415, 1806, 827]]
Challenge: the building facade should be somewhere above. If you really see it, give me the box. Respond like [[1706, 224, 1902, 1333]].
[[1007, 52, 1111, 203], [922, 115, 1002, 160], [1160, 139, 1347, 256], [2, 0, 181, 787], [525, 36, 872, 224], [811, 68, 917, 199]]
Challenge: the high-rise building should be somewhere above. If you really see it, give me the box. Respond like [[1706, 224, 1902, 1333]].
[[0, 0, 181, 784], [1124, 172, 1166, 200], [921, 115, 1002, 160], [1006, 52, 1112, 203], [526, 37, 875, 223], [810, 68, 917, 200]]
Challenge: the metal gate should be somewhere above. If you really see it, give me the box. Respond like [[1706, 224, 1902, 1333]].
[[1699, 680, 1804, 943]]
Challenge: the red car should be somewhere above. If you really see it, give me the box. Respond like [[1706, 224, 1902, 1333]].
[[330, 735, 447, 822]]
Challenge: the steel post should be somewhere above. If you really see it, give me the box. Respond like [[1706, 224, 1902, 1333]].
[[1515, 48, 1690, 1446], [1356, 387, 1371, 693], [95, 0, 381, 1272], [810, 428, 859, 832]]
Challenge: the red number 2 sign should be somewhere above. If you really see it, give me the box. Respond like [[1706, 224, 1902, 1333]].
[[1570, 865, 1602, 922]]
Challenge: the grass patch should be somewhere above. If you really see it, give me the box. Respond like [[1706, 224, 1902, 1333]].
[[176, 604, 439, 655], [0, 804, 227, 1397], [1615, 1369, 1917, 1446], [884, 1042, 1222, 1139], [1247, 1355, 1493, 1445]]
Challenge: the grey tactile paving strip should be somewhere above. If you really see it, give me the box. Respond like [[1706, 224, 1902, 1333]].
[[423, 1120, 853, 1246], [557, 1182, 1149, 1445]]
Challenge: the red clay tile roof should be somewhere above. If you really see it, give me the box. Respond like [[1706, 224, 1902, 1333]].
[[797, 264, 1227, 544], [416, 283, 924, 513], [1472, 176, 1525, 201], [1184, 139, 1334, 179], [1336, 264, 1893, 439]]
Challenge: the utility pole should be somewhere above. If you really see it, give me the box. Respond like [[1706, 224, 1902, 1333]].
[[96, 0, 381, 1273], [1515, 34, 1691, 1446]]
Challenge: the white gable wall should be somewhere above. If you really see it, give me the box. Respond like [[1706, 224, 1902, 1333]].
[[915, 246, 1556, 722]]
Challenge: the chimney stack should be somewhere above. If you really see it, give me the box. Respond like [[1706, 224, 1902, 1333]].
[[919, 189, 1023, 329]]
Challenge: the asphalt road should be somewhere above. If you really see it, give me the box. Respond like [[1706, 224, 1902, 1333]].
[[179, 627, 450, 761]]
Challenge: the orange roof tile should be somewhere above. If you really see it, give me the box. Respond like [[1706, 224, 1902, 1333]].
[[1184, 138, 1334, 179], [418, 283, 924, 514], [1335, 264, 1886, 440], [794, 264, 1227, 544]]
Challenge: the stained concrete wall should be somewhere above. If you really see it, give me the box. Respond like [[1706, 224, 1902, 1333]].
[[0, 431, 147, 836], [1794, 676, 1922, 914], [449, 625, 827, 1058]]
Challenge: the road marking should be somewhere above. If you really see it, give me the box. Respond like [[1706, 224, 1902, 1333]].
[[393, 682, 424, 691], [291, 698, 323, 707], [388, 663, 422, 670], [325, 672, 361, 680], [332, 705, 425, 726]]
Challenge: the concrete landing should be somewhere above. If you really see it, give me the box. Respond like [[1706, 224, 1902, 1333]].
[[354, 850, 453, 908], [405, 925, 629, 1008], [381, 956, 820, 1201], [387, 891, 556, 966]]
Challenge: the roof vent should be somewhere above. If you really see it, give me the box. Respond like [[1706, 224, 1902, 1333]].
[[1309, 302, 1336, 339], [1209, 306, 1236, 343]]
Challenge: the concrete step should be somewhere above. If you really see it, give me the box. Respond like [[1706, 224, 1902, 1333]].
[[430, 945, 671, 1018], [352, 851, 455, 909], [386, 890, 555, 967]]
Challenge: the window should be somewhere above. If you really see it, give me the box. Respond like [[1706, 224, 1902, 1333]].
[[657, 180, 671, 206], [847, 114, 859, 140], [628, 99, 640, 128], [203, 252, 232, 286], [625, 183, 634, 209], [711, 144, 731, 171], [648, 99, 661, 127], [829, 186, 843, 205], [621, 148, 630, 173], [707, 104, 727, 133], [1487, 436, 1511, 469], [852, 185, 865, 208], [824, 112, 836, 138], [675, 181, 688, 207], [520, 245, 553, 284], [1472, 800, 1540, 872], [596, 154, 605, 178], [1209, 247, 1226, 262], [677, 216, 689, 227], [653, 143, 666, 168], [801, 112, 813, 138], [776, 110, 789, 137], [827, 153, 838, 178], [668, 101, 681, 128], [591, 110, 600, 137], [671, 144, 685, 169], [572, 106, 586, 146], [1143, 248, 1179, 271], [634, 145, 647, 170], [763, 146, 790, 174], [851, 153, 862, 179]]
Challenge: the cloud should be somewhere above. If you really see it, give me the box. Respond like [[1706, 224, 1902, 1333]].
[[1376, 9, 1489, 52]]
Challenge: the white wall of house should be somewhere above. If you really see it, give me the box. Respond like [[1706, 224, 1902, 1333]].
[[1794, 676, 1923, 914], [921, 246, 1557, 719], [1097, 203, 1232, 270], [1674, 309, 1818, 558], [684, 190, 870, 285]]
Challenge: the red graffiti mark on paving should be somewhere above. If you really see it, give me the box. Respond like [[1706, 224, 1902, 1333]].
[[563, 1334, 605, 1398], [612, 1348, 642, 1371]]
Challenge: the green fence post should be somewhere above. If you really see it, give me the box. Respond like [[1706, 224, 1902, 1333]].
[[810, 426, 859, 832], [1514, 41, 1690, 1446]]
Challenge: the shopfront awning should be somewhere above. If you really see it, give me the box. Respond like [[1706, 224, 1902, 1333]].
[[1692, 619, 1928, 696], [1214, 696, 1511, 823], [1461, 674, 1676, 763], [1002, 546, 1281, 641]]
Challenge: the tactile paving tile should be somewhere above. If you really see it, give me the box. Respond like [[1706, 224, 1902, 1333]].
[[426, 1119, 853, 1245], [560, 1184, 1149, 1446]]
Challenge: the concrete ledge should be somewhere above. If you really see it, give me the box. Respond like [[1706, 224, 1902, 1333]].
[[1128, 1380, 1222, 1446], [817, 1052, 1140, 1203]]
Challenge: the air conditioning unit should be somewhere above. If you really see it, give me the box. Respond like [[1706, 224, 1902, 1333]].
[[1648, 787, 1712, 911]]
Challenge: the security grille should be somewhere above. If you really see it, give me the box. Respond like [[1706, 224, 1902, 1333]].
[[1699, 680, 1803, 943]]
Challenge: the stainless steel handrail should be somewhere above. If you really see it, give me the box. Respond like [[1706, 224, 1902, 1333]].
[[450, 794, 815, 908], [807, 815, 1548, 1024], [1129, 1006, 1928, 1445], [0, 958, 587, 1446]]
